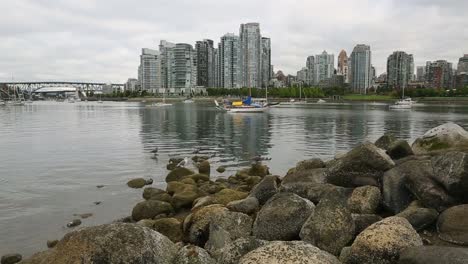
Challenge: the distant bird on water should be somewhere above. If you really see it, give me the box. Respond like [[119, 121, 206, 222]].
[[150, 147, 158, 154], [177, 157, 190, 168]]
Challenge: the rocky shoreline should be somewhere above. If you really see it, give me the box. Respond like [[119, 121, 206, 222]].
[[4, 122, 468, 264]]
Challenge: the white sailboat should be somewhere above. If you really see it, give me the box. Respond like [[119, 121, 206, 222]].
[[150, 89, 172, 107], [389, 86, 414, 110]]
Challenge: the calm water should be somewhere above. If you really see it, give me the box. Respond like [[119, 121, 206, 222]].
[[1, 100, 468, 256]]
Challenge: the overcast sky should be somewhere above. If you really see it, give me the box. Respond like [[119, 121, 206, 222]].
[[1, 0, 467, 83]]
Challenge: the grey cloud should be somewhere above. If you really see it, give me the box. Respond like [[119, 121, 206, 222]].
[[0, 0, 466, 82]]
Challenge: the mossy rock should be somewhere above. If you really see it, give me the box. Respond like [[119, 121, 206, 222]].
[[245, 176, 262, 186], [153, 218, 183, 243], [213, 189, 248, 205], [248, 163, 269, 177], [142, 187, 166, 200], [131, 200, 174, 221], [217, 166, 226, 173], [166, 167, 195, 182], [149, 193, 173, 204], [180, 178, 197, 185], [198, 160, 211, 176], [188, 173, 210, 183], [127, 178, 147, 188]]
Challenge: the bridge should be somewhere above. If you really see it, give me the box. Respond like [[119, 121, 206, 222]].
[[0, 81, 125, 93]]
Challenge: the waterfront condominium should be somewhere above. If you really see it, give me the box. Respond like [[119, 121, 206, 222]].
[[350, 44, 372, 94], [306, 56, 315, 85], [218, 33, 241, 89], [314, 50, 334, 85], [386, 51, 414, 90], [261, 37, 271, 88], [337, 50, 349, 83], [159, 40, 176, 92], [138, 48, 161, 94], [195, 39, 215, 88], [416, 66, 426, 82], [458, 54, 468, 74], [425, 60, 454, 89], [239, 23, 262, 88], [170, 43, 197, 95]]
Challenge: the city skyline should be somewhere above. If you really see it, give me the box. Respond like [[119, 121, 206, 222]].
[[1, 0, 467, 83]]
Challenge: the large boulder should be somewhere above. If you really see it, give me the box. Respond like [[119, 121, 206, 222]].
[[131, 200, 174, 221], [382, 160, 420, 214], [300, 191, 355, 256], [184, 205, 252, 246], [152, 218, 183, 243], [239, 241, 341, 264], [20, 223, 177, 264], [281, 168, 327, 190], [295, 158, 326, 171], [142, 187, 166, 200], [247, 163, 269, 177], [248, 175, 279, 205], [173, 245, 215, 264], [327, 142, 395, 187], [403, 159, 456, 212], [386, 140, 414, 160], [193, 188, 248, 209], [398, 246, 468, 264], [345, 217, 422, 264], [253, 192, 314, 241], [165, 167, 195, 182], [227, 196, 260, 215], [437, 204, 468, 245], [396, 201, 439, 231], [204, 224, 232, 258], [1, 254, 22, 264], [431, 151, 468, 201], [412, 123, 468, 154], [348, 185, 381, 214], [352, 214, 383, 236], [375, 133, 397, 150], [217, 237, 268, 264]]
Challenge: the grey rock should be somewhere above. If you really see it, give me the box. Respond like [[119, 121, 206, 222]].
[[375, 133, 397, 150], [204, 224, 232, 259], [248, 175, 279, 205], [352, 214, 383, 236], [412, 122, 468, 154], [382, 160, 419, 214], [398, 246, 468, 264], [227, 196, 260, 215], [280, 182, 352, 204], [198, 160, 211, 176], [300, 191, 355, 256], [348, 185, 381, 214], [397, 201, 439, 231], [127, 178, 147, 188], [131, 200, 174, 221], [46, 239, 58, 248], [386, 139, 414, 160], [281, 168, 327, 193], [165, 167, 195, 182], [345, 216, 423, 264], [295, 158, 326, 171], [66, 219, 81, 228], [404, 159, 456, 212], [20, 223, 177, 264], [339, 247, 352, 263], [253, 192, 315, 241], [431, 151, 468, 201], [173, 245, 215, 264], [239, 241, 341, 264], [1, 254, 22, 264], [142, 187, 166, 200], [437, 204, 468, 245], [217, 237, 268, 264], [327, 142, 395, 187]]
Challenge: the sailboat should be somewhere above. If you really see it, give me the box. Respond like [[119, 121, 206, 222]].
[[389, 86, 414, 110], [150, 89, 172, 107], [215, 87, 268, 113]]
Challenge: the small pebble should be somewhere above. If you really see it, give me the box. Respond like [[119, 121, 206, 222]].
[[73, 213, 93, 219], [67, 219, 82, 228], [96, 185, 104, 188], [145, 178, 153, 185], [94, 201, 102, 205]]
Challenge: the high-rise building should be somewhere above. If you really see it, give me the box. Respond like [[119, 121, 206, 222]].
[[416, 66, 426, 82], [386, 51, 414, 89], [306, 56, 315, 85], [170, 43, 197, 94], [125, 78, 138, 91], [159, 40, 176, 90], [458, 54, 468, 74], [218, 33, 240, 88], [350, 44, 372, 94], [337, 50, 349, 83], [314, 51, 334, 85], [195, 39, 215, 88], [425, 60, 453, 89], [297, 67, 308, 83], [261, 37, 271, 88], [239, 23, 262, 88], [139, 48, 160, 93]]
